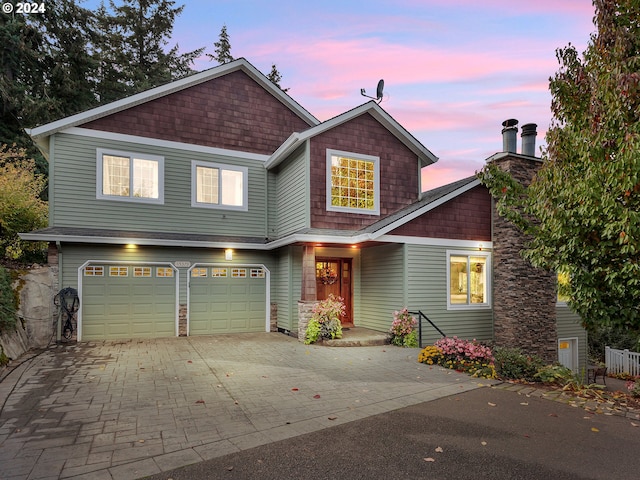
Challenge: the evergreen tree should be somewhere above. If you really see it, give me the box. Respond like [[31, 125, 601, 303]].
[[266, 63, 289, 93], [98, 0, 203, 97], [478, 0, 640, 331], [207, 24, 233, 64]]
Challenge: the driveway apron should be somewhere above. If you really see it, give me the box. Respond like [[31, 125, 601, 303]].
[[0, 333, 492, 480]]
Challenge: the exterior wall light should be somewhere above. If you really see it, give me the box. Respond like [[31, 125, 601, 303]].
[[225, 249, 233, 261]]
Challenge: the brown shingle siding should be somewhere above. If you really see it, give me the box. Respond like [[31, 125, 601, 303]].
[[309, 113, 420, 230], [83, 70, 311, 155], [388, 185, 492, 240]]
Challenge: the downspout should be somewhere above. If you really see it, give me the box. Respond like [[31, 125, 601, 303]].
[[55, 241, 63, 342]]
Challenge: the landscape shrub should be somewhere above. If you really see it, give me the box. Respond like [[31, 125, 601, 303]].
[[492, 346, 544, 382]]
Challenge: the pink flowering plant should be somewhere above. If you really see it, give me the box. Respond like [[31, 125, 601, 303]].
[[304, 294, 345, 344], [418, 336, 496, 379], [389, 308, 418, 348], [626, 377, 640, 397]]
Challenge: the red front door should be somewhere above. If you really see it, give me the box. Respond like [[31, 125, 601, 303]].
[[315, 258, 353, 327]]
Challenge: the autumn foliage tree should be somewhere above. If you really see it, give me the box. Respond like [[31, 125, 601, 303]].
[[0, 146, 47, 262], [478, 0, 640, 331]]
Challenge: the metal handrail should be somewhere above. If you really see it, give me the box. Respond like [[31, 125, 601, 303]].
[[409, 310, 446, 347]]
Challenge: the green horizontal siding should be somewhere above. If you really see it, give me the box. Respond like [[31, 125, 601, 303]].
[[52, 133, 267, 237], [406, 244, 493, 346], [360, 244, 406, 333], [275, 145, 308, 237], [556, 304, 587, 373]]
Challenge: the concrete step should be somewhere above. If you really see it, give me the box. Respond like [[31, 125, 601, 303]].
[[322, 327, 389, 347]]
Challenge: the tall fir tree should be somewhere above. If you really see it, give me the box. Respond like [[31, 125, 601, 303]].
[[98, 0, 203, 97], [207, 24, 233, 64], [266, 64, 289, 93]]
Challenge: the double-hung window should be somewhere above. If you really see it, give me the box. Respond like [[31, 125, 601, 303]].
[[326, 149, 380, 215], [191, 160, 248, 211], [447, 251, 491, 309], [97, 148, 164, 204]]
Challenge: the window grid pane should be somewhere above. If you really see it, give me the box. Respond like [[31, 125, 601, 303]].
[[196, 166, 219, 204], [109, 266, 128, 277], [133, 266, 152, 277], [212, 268, 228, 277], [133, 158, 159, 199], [191, 268, 208, 277], [331, 156, 375, 210], [232, 268, 247, 278], [84, 266, 104, 276], [103, 155, 130, 196], [156, 267, 174, 277]]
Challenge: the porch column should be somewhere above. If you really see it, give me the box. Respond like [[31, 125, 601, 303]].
[[298, 245, 318, 341], [300, 245, 317, 301]]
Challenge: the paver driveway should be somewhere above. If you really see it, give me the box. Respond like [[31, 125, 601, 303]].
[[0, 333, 492, 479]]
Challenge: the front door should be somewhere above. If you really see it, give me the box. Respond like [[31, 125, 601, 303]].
[[315, 258, 353, 327]]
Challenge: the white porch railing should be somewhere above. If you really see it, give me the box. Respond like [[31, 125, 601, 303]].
[[605, 346, 640, 377]]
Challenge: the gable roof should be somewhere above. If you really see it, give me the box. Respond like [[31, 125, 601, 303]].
[[26, 58, 320, 154], [265, 101, 439, 169]]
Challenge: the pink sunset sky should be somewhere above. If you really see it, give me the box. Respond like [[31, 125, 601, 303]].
[[86, 0, 596, 190]]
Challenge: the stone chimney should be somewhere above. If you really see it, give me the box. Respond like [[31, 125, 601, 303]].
[[521, 123, 538, 157], [491, 120, 557, 362], [501, 119, 518, 153]]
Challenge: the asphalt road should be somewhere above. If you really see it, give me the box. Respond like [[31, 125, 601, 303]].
[[143, 386, 640, 480]]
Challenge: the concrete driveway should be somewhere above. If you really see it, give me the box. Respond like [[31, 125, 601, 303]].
[[0, 333, 493, 480]]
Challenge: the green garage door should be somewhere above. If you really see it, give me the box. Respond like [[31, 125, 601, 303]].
[[81, 264, 177, 340], [189, 265, 267, 335]]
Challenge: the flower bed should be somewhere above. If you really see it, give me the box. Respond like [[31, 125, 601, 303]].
[[418, 336, 496, 379]]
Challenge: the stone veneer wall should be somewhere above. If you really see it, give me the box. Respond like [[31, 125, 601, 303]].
[[491, 155, 558, 363]]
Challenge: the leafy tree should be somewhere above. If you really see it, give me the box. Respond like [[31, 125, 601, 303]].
[[266, 63, 289, 93], [207, 24, 233, 64], [478, 0, 640, 331], [0, 145, 47, 262]]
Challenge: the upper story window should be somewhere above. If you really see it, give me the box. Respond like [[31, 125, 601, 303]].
[[326, 149, 380, 215], [447, 251, 491, 309], [96, 148, 164, 204], [191, 160, 248, 211]]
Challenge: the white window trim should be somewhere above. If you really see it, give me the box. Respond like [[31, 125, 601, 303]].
[[191, 160, 248, 211], [96, 148, 164, 204], [446, 250, 492, 310], [326, 149, 380, 215]]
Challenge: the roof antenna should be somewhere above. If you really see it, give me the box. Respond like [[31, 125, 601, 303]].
[[360, 79, 384, 103]]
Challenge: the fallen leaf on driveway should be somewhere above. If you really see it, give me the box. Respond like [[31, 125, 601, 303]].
[[520, 402, 529, 406], [195, 400, 205, 404], [423, 458, 435, 462], [549, 413, 558, 417], [187, 360, 192, 363], [435, 447, 443, 453], [488, 402, 496, 407], [481, 441, 487, 446], [313, 394, 321, 399], [291, 388, 299, 391], [631, 422, 639, 427], [328, 416, 337, 420], [591, 427, 599, 432]]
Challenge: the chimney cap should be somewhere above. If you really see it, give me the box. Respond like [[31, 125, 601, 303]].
[[502, 118, 518, 128], [521, 123, 537, 134]]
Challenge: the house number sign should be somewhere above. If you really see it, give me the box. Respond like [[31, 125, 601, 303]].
[[174, 261, 191, 268]]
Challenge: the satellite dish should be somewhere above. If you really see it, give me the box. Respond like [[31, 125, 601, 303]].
[[375, 79, 384, 101], [360, 79, 385, 103]]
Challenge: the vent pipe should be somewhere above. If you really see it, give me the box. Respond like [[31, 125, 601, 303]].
[[521, 123, 538, 157], [501, 119, 518, 153]]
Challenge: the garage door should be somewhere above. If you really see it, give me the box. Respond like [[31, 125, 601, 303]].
[[189, 265, 267, 335], [81, 264, 177, 340]]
